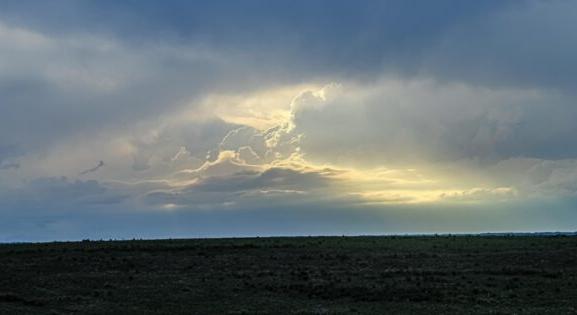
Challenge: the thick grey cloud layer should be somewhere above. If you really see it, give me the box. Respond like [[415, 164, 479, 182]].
[[290, 82, 577, 164], [0, 176, 127, 212], [1, 0, 571, 91], [1, 0, 576, 159]]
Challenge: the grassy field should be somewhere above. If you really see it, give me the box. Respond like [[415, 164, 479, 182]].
[[0, 235, 576, 314]]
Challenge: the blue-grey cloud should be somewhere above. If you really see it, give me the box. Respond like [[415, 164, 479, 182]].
[[0, 144, 21, 166], [0, 162, 19, 170], [0, 177, 127, 212], [1, 0, 565, 91]]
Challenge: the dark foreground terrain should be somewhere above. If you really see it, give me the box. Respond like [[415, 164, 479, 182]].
[[1, 236, 576, 314]]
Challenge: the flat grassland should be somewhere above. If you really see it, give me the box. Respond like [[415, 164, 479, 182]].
[[1, 236, 576, 314]]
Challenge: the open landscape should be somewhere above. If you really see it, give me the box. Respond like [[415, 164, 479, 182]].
[[1, 235, 576, 314], [2, 2, 577, 314]]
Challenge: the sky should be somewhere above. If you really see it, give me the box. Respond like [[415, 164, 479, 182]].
[[1, 0, 577, 241]]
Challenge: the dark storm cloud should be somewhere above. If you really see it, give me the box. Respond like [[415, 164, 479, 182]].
[[0, 0, 515, 79], [1, 0, 575, 161], [4, 0, 570, 92]]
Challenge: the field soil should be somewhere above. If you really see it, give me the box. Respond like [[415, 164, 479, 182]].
[[1, 235, 576, 314]]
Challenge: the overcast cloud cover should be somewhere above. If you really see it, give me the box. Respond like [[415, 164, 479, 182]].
[[1, 0, 577, 241]]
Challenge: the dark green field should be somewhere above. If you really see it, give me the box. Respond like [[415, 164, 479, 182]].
[[1, 236, 576, 314]]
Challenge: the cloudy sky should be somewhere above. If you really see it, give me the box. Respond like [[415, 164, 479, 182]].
[[1, 0, 577, 241]]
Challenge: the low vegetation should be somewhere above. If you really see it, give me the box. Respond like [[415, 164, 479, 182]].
[[1, 235, 576, 314]]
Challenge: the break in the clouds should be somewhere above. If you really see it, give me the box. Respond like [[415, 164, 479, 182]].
[[1, 0, 577, 241]]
